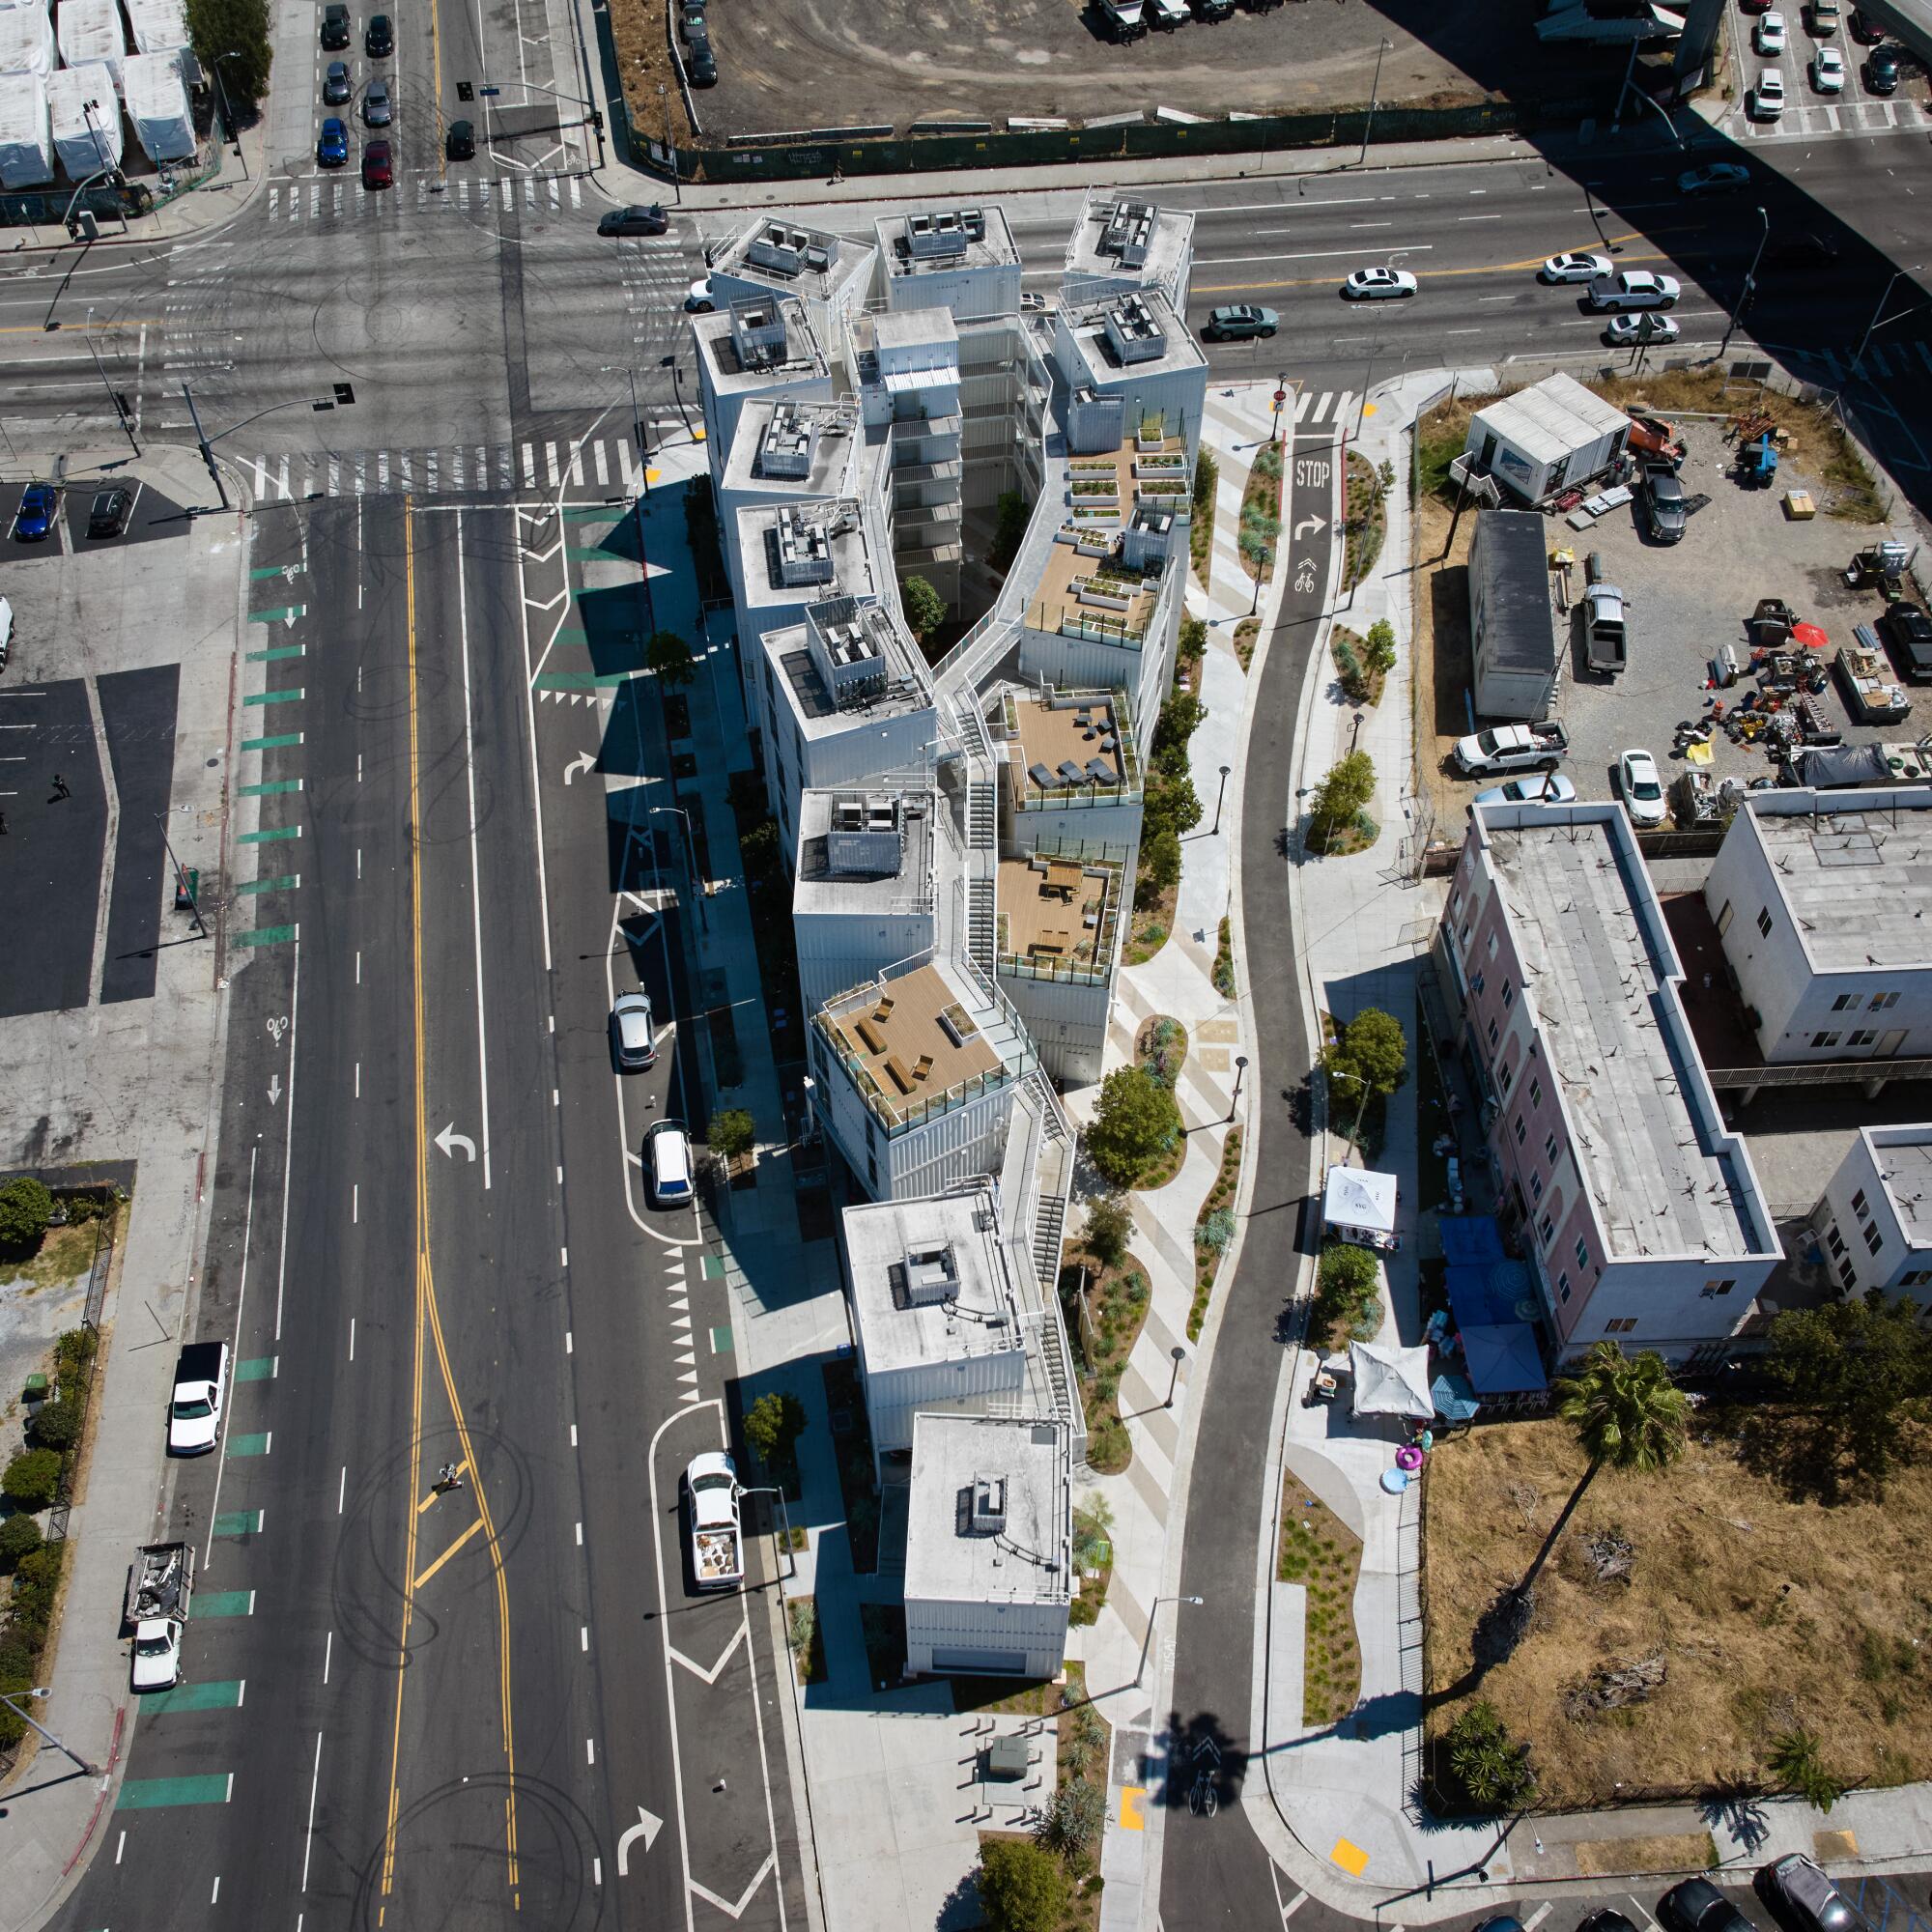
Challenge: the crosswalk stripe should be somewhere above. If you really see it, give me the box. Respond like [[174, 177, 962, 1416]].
[[399, 449, 412, 488], [477, 444, 488, 489], [355, 453, 367, 496], [425, 448, 438, 493], [328, 457, 340, 495], [522, 442, 536, 489], [276, 456, 290, 500], [593, 440, 609, 487], [451, 445, 464, 488], [546, 441, 560, 486], [524, 179, 537, 211], [548, 178, 560, 211], [569, 443, 584, 487], [253, 456, 266, 496], [617, 438, 635, 487], [378, 450, 390, 489]]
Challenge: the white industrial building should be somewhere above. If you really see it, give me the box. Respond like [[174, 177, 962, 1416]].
[[1063, 189, 1196, 315], [1704, 788, 1932, 1065], [874, 205, 1023, 322], [1809, 1127, 1932, 1309], [1468, 508, 1560, 722], [903, 1413, 1072, 1680], [694, 296, 834, 469], [793, 788, 938, 1017], [1461, 373, 1632, 507], [1440, 801, 1781, 1365], [705, 214, 876, 352]]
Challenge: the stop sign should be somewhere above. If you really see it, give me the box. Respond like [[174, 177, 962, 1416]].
[[1273, 388, 1288, 406]]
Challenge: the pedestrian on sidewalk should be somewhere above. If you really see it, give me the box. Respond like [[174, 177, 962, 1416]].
[[50, 774, 70, 801], [0, 810, 9, 834]]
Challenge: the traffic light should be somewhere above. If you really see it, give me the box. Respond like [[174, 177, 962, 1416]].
[[457, 80, 473, 100], [334, 383, 355, 407], [114, 392, 131, 420]]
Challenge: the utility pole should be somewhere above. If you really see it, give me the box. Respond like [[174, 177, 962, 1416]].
[[82, 328, 139, 455], [1359, 38, 1391, 167], [210, 54, 249, 180], [182, 382, 228, 509], [1719, 208, 1769, 362]]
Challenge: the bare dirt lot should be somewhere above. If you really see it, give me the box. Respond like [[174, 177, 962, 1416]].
[[1424, 1414, 1932, 1810], [626, 0, 1618, 143]]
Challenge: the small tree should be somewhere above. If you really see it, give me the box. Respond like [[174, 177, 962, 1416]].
[[1363, 619, 1397, 677], [187, 0, 271, 112], [1143, 772, 1202, 842], [1086, 1064, 1183, 1188], [0, 1515, 43, 1574], [1178, 612, 1208, 667], [28, 1399, 83, 1453], [1192, 447, 1219, 520], [989, 491, 1029, 574], [1316, 1239, 1380, 1336], [646, 629, 696, 688], [2, 1448, 63, 1511], [1035, 1773, 1105, 1866], [977, 1837, 1068, 1932], [1444, 1700, 1537, 1811], [900, 573, 946, 641], [743, 1390, 806, 1468], [1769, 1727, 1848, 1812], [711, 1110, 755, 1162], [1768, 1291, 1932, 1490], [1323, 1008, 1409, 1105], [0, 1177, 54, 1255], [1082, 1194, 1133, 1270], [1151, 692, 1206, 779], [737, 818, 781, 884], [1136, 827, 1181, 909], [1309, 751, 1376, 842]]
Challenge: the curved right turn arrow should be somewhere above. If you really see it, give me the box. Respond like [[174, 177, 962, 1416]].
[[615, 1805, 663, 1876]]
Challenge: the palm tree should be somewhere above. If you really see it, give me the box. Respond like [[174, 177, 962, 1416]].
[[1516, 1341, 1690, 1596]]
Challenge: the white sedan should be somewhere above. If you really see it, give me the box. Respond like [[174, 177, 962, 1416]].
[[1541, 251, 1612, 284], [1618, 748, 1668, 828], [1604, 312, 1681, 347], [1342, 267, 1417, 300], [1811, 44, 1845, 89], [1754, 9, 1787, 52]]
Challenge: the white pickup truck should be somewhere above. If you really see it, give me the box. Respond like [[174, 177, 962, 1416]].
[[1453, 721, 1571, 778], [686, 1452, 744, 1592], [125, 1542, 194, 1690]]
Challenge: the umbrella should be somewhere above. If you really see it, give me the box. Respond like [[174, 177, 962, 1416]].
[[1792, 621, 1829, 651]]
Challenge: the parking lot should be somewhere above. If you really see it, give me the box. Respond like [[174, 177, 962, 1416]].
[[1417, 378, 1925, 832]]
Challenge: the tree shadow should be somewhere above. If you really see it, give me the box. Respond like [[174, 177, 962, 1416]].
[[1732, 1405, 1857, 1506], [1155, 1709, 1249, 1811]]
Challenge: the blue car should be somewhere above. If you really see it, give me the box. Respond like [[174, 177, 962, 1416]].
[[14, 483, 57, 541], [318, 117, 349, 167]]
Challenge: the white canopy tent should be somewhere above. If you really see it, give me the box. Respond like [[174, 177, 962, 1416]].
[[1322, 1165, 1400, 1251], [1349, 1340, 1434, 1421]]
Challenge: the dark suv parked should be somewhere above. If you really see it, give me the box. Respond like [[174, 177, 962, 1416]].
[[1882, 601, 1932, 682], [365, 12, 392, 54], [1753, 1857, 1866, 1932], [321, 2, 350, 47]]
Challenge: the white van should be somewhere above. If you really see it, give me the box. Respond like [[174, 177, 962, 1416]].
[[0, 596, 13, 671], [645, 1121, 693, 1208]]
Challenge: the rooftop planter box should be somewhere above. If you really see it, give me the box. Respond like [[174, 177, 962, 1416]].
[[1134, 480, 1188, 497], [1071, 508, 1121, 524], [1070, 481, 1119, 499], [1075, 582, 1134, 612]]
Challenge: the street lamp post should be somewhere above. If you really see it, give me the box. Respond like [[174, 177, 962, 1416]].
[[1853, 267, 1928, 378], [1269, 369, 1289, 443], [80, 326, 139, 456], [650, 804, 707, 933], [0, 1689, 99, 1777], [1358, 38, 1391, 167], [179, 382, 356, 512], [156, 809, 206, 936], [1134, 1593, 1205, 1689], [1211, 763, 1231, 836], [733, 1482, 797, 1579], [1163, 1343, 1187, 1408], [1249, 548, 1269, 616], [1228, 1054, 1247, 1123], [1719, 207, 1769, 361], [1350, 709, 1367, 755]]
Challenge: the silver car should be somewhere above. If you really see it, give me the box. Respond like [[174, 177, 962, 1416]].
[[611, 990, 657, 1070], [363, 78, 392, 127]]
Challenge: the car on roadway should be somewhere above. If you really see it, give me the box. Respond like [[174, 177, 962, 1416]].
[[167, 1341, 229, 1456], [446, 118, 475, 159], [363, 76, 391, 125], [1604, 311, 1680, 347], [687, 43, 718, 84], [361, 137, 392, 187], [677, 2, 707, 41], [1588, 269, 1680, 311], [1472, 773, 1578, 808], [323, 59, 351, 103], [1740, 0, 1772, 11], [1749, 68, 1787, 117], [1811, 43, 1845, 86], [1850, 7, 1886, 40], [1641, 467, 1688, 544], [685, 277, 715, 312], [1754, 9, 1786, 52], [321, 1, 351, 47], [644, 1120, 694, 1208], [1766, 231, 1840, 269], [364, 11, 392, 53], [14, 482, 58, 541], [1342, 266, 1417, 300], [1864, 43, 1903, 90], [1618, 747, 1668, 828], [1678, 161, 1749, 196], [1540, 250, 1611, 284], [88, 488, 132, 538], [1754, 1857, 1866, 1932], [1202, 303, 1279, 341], [1880, 600, 1932, 681], [317, 115, 349, 166], [599, 203, 669, 237], [1660, 1880, 1756, 1932], [610, 990, 658, 1071]]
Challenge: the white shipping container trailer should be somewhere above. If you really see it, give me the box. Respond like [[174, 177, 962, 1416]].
[[123, 49, 191, 162], [124, 0, 188, 54], [57, 0, 127, 87], [0, 2, 58, 77], [1463, 372, 1631, 507], [0, 71, 54, 188], [49, 64, 123, 179]]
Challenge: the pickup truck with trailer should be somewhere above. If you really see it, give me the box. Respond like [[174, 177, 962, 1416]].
[[1583, 585, 1632, 676], [1453, 721, 1570, 778], [686, 1452, 744, 1592], [167, 1340, 229, 1455], [125, 1541, 194, 1690]]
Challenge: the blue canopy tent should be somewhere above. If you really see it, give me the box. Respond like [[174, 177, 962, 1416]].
[[1445, 1249, 1548, 1395], [1439, 1216, 1506, 1268], [1432, 1372, 1481, 1425], [1459, 1323, 1548, 1394]]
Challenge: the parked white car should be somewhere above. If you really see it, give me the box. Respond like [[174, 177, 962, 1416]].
[[1618, 748, 1668, 828], [1342, 267, 1417, 299], [1750, 68, 1787, 117], [1811, 44, 1845, 88], [1604, 312, 1681, 347], [1541, 251, 1612, 284], [1754, 10, 1787, 53]]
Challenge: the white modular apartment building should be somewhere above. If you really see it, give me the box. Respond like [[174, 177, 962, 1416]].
[[1439, 801, 1781, 1365], [1809, 1126, 1932, 1309], [1703, 788, 1932, 1065], [699, 194, 1204, 1660]]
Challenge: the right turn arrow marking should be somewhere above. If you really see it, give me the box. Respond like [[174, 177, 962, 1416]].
[[615, 1805, 663, 1876]]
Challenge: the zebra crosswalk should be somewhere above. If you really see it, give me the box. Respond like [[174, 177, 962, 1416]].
[[263, 171, 589, 225]]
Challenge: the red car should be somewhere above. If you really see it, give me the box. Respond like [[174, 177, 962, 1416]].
[[1739, 0, 1772, 11], [362, 139, 392, 188]]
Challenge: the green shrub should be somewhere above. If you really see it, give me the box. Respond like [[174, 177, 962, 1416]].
[[1364, 619, 1397, 675], [1198, 1208, 1236, 1255], [28, 1400, 83, 1453], [55, 1328, 98, 1378], [710, 1110, 755, 1162], [1082, 1195, 1133, 1270], [0, 1177, 54, 1255], [2, 1450, 62, 1511], [978, 1836, 1068, 1932], [1444, 1699, 1537, 1810], [0, 1515, 43, 1573]]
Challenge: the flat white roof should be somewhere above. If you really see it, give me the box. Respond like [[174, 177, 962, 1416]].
[[844, 1190, 1021, 1378], [1866, 1125, 1932, 1246], [1324, 1165, 1398, 1236], [1472, 373, 1629, 467], [904, 1413, 1071, 1609]]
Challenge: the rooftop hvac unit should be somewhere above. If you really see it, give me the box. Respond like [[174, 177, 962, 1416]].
[[903, 1243, 960, 1306], [969, 1475, 1008, 1535]]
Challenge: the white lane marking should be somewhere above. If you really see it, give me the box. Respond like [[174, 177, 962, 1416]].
[[566, 1330, 573, 1353], [512, 504, 557, 977], [272, 936, 302, 1347], [338, 1464, 346, 1515], [1200, 243, 1435, 265], [582, 1625, 589, 1651], [324, 1630, 332, 1684], [213, 1877, 221, 1904], [576, 1520, 583, 1545], [353, 1182, 357, 1224], [586, 1737, 595, 1764], [202, 1144, 261, 1570], [116, 1831, 125, 1864], [571, 1423, 578, 1446], [301, 1731, 324, 1892], [1524, 1908, 1552, 1932], [1279, 1889, 1308, 1921], [454, 509, 495, 1191]]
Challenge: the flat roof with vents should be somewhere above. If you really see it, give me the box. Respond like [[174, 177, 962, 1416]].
[[723, 399, 858, 499], [843, 1190, 1021, 1377], [1062, 285, 1206, 383], [1738, 789, 1932, 974], [1065, 189, 1195, 299], [738, 498, 880, 614], [878, 204, 1018, 275], [795, 787, 935, 915], [905, 1412, 1071, 1609], [694, 296, 829, 392]]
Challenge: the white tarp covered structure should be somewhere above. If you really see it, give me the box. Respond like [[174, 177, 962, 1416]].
[[123, 49, 192, 162], [124, 0, 188, 54], [1349, 1340, 1435, 1421], [1322, 1165, 1400, 1252], [0, 3, 58, 77], [57, 0, 127, 87], [49, 65, 122, 179], [0, 71, 54, 187]]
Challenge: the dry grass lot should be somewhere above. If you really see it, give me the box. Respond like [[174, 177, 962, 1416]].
[[1424, 1416, 1932, 1809]]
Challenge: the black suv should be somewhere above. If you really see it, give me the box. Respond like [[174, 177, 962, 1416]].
[[321, 2, 350, 47], [1865, 43, 1902, 92], [1882, 601, 1932, 682], [87, 489, 131, 538], [446, 118, 474, 159], [1753, 1857, 1866, 1932], [365, 12, 392, 54]]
